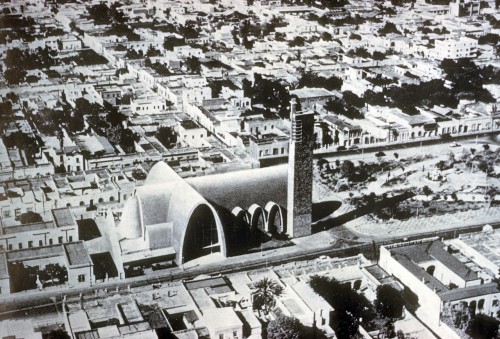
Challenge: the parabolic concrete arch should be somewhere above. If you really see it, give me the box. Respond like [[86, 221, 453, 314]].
[[248, 204, 266, 231], [265, 201, 284, 235], [179, 203, 224, 264], [231, 206, 252, 244], [121, 161, 227, 266], [231, 207, 250, 224], [166, 180, 227, 265]]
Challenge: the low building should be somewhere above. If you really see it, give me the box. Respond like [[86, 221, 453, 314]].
[[379, 238, 500, 336], [203, 307, 243, 339], [6, 241, 93, 292], [290, 87, 336, 111], [432, 37, 478, 60], [0, 207, 79, 252], [449, 0, 481, 17], [178, 119, 208, 148], [323, 115, 363, 147], [248, 133, 289, 159]]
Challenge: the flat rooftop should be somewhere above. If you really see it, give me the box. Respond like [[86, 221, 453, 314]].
[[7, 244, 65, 262], [291, 87, 335, 99], [180, 119, 202, 130], [52, 207, 75, 228], [459, 229, 500, 267], [439, 282, 499, 302], [64, 242, 90, 266], [3, 221, 56, 235], [389, 240, 479, 282], [203, 308, 242, 329]]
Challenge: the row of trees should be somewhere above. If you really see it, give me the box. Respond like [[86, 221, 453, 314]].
[[4, 47, 57, 85], [282, 0, 348, 9], [87, 2, 126, 26], [347, 47, 389, 61], [320, 62, 493, 119], [297, 71, 343, 91], [440, 58, 495, 103], [324, 91, 365, 120]]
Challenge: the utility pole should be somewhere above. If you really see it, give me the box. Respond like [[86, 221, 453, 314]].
[[1, 236, 16, 251], [61, 228, 75, 242], [34, 231, 50, 246]]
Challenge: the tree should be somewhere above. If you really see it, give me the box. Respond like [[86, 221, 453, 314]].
[[376, 285, 405, 319], [422, 186, 433, 199], [119, 129, 140, 153], [467, 314, 499, 339], [42, 263, 68, 284], [17, 211, 42, 224], [4, 68, 26, 85], [156, 126, 177, 148], [146, 46, 162, 57], [340, 160, 355, 179], [289, 36, 306, 47], [317, 158, 329, 170], [163, 36, 185, 51], [3, 131, 40, 164], [324, 98, 363, 120], [185, 56, 201, 74], [309, 275, 375, 339], [252, 278, 284, 314], [297, 71, 343, 91], [378, 22, 401, 36], [402, 286, 419, 313], [266, 314, 302, 339], [440, 58, 494, 103], [251, 74, 292, 119], [321, 31, 332, 41], [8, 262, 37, 292], [131, 169, 147, 181], [6, 92, 19, 103]]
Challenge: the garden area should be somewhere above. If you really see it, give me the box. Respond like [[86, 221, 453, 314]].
[[8, 262, 67, 292], [313, 141, 500, 235]]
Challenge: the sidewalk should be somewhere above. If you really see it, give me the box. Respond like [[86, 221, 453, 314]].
[[344, 206, 500, 240]]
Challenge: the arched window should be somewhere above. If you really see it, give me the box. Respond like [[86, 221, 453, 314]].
[[110, 196, 115, 202], [79, 201, 84, 206], [469, 300, 477, 316], [478, 299, 485, 310], [266, 203, 283, 235]]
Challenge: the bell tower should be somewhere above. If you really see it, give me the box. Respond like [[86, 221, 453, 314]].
[[287, 99, 314, 238]]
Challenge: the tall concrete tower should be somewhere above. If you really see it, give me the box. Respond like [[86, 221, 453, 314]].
[[287, 99, 315, 238]]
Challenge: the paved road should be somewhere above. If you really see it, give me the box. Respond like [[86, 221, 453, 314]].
[[315, 132, 498, 159], [1, 221, 498, 316], [261, 132, 498, 167]]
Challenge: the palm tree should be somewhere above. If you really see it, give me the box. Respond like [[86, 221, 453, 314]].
[[252, 278, 284, 315]]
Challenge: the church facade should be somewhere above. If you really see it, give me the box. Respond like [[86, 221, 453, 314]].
[[117, 102, 315, 265]]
